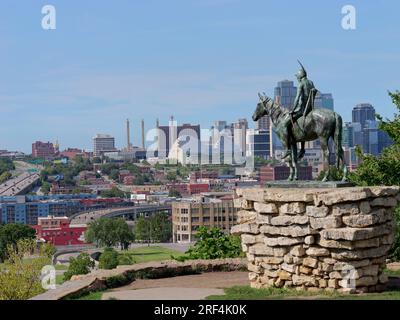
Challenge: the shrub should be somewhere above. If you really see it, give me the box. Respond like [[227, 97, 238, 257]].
[[64, 253, 95, 281], [118, 254, 134, 266], [99, 248, 119, 270], [173, 227, 244, 262]]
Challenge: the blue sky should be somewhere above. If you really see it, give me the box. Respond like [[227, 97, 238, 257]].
[[0, 0, 399, 153]]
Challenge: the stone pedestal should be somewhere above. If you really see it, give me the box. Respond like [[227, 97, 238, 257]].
[[232, 186, 400, 293]]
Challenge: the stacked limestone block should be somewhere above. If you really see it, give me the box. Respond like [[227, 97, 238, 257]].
[[232, 186, 400, 293]]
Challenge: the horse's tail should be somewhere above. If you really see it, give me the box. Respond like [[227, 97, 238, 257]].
[[334, 113, 344, 169]]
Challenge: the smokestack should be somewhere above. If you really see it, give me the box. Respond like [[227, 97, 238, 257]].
[[126, 118, 131, 150], [156, 118, 159, 128], [141, 119, 145, 149]]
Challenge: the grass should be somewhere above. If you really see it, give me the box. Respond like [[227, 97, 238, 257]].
[[73, 291, 104, 300], [119, 246, 184, 264], [206, 285, 400, 300]]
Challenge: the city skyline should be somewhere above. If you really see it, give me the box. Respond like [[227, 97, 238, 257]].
[[1, 1, 400, 152]]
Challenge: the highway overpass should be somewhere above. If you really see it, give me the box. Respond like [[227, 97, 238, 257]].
[[70, 204, 172, 225]]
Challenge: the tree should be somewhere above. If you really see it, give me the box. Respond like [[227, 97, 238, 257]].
[[350, 90, 400, 260], [168, 189, 182, 198], [63, 253, 95, 281], [0, 224, 36, 262], [134, 217, 150, 243], [100, 186, 128, 198], [166, 171, 177, 182], [99, 247, 119, 269], [85, 218, 133, 249], [134, 214, 172, 243], [174, 227, 243, 261], [0, 239, 48, 300]]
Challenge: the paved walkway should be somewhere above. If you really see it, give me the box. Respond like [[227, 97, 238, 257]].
[[102, 271, 249, 300]]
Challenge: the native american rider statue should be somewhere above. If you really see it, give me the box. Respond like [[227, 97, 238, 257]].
[[281, 61, 318, 161]]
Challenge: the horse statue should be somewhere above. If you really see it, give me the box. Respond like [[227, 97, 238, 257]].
[[252, 93, 348, 182]]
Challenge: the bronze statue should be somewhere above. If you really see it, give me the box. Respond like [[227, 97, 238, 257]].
[[252, 89, 348, 182], [282, 61, 317, 161]]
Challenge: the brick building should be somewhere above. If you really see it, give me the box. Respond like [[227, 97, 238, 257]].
[[32, 141, 56, 159]]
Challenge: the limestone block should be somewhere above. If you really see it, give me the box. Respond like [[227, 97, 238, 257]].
[[303, 257, 318, 268], [318, 237, 379, 250], [310, 216, 342, 229], [331, 245, 391, 260], [279, 202, 306, 215], [328, 279, 339, 289], [314, 188, 370, 206], [254, 202, 278, 214], [290, 245, 306, 257], [277, 270, 292, 280], [368, 186, 400, 197], [306, 247, 330, 257], [260, 225, 314, 237], [236, 210, 257, 224], [281, 263, 297, 273], [332, 203, 360, 216], [293, 257, 304, 265], [248, 243, 273, 255], [292, 275, 318, 287], [284, 255, 293, 264], [333, 260, 370, 270], [241, 234, 258, 245], [361, 265, 379, 276], [234, 198, 253, 210], [306, 205, 330, 218], [355, 276, 378, 287], [359, 201, 371, 214], [320, 223, 393, 241], [248, 272, 258, 281], [231, 223, 259, 235], [264, 237, 304, 247], [299, 266, 313, 275], [343, 213, 380, 228], [248, 263, 261, 273], [261, 257, 283, 265], [318, 279, 328, 288], [270, 215, 308, 226], [273, 247, 289, 257], [371, 197, 397, 207], [304, 235, 315, 245], [256, 213, 272, 225]]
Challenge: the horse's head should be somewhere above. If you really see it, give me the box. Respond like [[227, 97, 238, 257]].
[[252, 92, 272, 121]]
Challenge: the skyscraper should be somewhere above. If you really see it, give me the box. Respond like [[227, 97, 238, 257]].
[[352, 103, 376, 128], [93, 134, 116, 156], [314, 93, 334, 110], [274, 80, 297, 108]]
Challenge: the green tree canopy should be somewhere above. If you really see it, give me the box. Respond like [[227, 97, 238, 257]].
[[0, 224, 36, 262], [64, 253, 95, 281], [85, 218, 133, 249]]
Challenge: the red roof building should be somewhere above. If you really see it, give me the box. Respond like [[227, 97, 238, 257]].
[[33, 216, 87, 246]]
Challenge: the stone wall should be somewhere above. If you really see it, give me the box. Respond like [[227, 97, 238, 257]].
[[30, 258, 247, 300], [232, 186, 400, 293]]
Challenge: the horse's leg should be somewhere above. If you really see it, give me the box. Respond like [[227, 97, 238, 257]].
[[298, 142, 306, 160], [292, 143, 299, 180], [287, 156, 293, 181], [320, 138, 330, 182]]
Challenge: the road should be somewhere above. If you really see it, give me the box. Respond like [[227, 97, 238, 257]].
[[0, 172, 40, 196]]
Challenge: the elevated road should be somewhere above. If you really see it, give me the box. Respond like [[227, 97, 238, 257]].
[[0, 172, 40, 196], [70, 204, 172, 225]]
